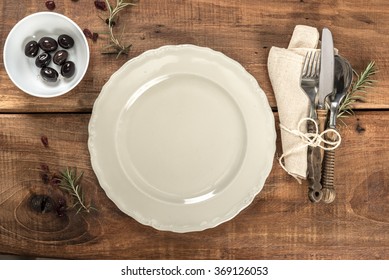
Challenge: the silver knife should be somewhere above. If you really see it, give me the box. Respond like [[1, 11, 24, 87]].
[[316, 28, 336, 203], [307, 28, 335, 202], [317, 28, 335, 109]]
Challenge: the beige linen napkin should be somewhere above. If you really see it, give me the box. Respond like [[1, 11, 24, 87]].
[[268, 25, 319, 181]]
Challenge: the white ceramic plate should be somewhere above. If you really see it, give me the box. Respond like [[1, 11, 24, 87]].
[[88, 45, 276, 233]]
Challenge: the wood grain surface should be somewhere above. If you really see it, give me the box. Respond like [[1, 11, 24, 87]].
[[1, 0, 389, 112], [1, 113, 389, 259], [1, 0, 389, 259]]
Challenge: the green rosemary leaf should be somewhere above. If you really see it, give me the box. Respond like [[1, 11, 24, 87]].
[[72, 201, 81, 209], [59, 167, 96, 214], [75, 171, 83, 184], [337, 61, 377, 119], [105, 0, 113, 14], [351, 65, 377, 93], [76, 206, 84, 214], [101, 0, 136, 57], [102, 44, 118, 49]]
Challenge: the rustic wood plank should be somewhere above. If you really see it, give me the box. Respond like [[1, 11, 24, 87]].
[[0, 0, 388, 112], [0, 112, 388, 259]]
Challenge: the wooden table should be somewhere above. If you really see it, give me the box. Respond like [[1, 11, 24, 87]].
[[1, 0, 389, 260]]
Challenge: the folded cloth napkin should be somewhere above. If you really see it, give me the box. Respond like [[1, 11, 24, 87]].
[[268, 25, 320, 182]]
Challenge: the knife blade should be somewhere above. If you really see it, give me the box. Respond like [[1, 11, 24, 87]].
[[318, 28, 335, 109]]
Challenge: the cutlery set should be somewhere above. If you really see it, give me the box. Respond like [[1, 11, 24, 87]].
[[301, 28, 353, 203]]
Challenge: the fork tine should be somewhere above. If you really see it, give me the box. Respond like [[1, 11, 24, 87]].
[[302, 52, 312, 77], [314, 52, 320, 77], [308, 51, 320, 78]]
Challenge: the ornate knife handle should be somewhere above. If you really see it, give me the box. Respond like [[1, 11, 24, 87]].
[[317, 108, 336, 203], [321, 131, 337, 203]]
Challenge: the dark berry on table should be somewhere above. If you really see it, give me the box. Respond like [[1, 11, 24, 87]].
[[58, 34, 74, 49], [92, 32, 99, 42], [45, 1, 56, 10], [40, 164, 50, 173], [40, 172, 50, 185], [94, 0, 107, 11], [35, 52, 52, 68], [38, 37, 58, 52], [61, 61, 75, 78], [50, 175, 61, 187], [83, 28, 93, 39], [24, 40, 39, 57], [56, 197, 67, 217], [41, 67, 59, 82], [53, 50, 68, 65], [41, 135, 49, 148], [83, 29, 98, 42], [105, 18, 116, 27]]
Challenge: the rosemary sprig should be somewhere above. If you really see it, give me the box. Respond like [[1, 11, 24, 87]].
[[103, 0, 137, 58], [338, 61, 377, 118], [59, 167, 96, 214]]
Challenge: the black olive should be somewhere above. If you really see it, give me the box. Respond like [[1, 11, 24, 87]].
[[61, 61, 75, 78], [58, 34, 74, 49], [35, 52, 51, 68], [24, 40, 39, 57], [41, 67, 59, 82], [53, 50, 68, 65], [38, 37, 58, 52]]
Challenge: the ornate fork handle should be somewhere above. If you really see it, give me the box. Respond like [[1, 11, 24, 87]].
[[307, 119, 323, 202]]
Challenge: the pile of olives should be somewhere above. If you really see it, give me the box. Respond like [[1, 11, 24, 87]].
[[24, 34, 76, 83]]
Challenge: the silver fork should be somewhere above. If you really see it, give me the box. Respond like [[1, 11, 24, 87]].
[[301, 51, 320, 120], [300, 51, 323, 202]]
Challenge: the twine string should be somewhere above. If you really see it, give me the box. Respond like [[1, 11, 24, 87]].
[[278, 117, 342, 183]]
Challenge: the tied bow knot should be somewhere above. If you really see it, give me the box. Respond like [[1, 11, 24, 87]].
[[278, 117, 341, 183]]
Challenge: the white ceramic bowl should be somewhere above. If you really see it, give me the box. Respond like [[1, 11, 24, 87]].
[[3, 12, 90, 98]]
